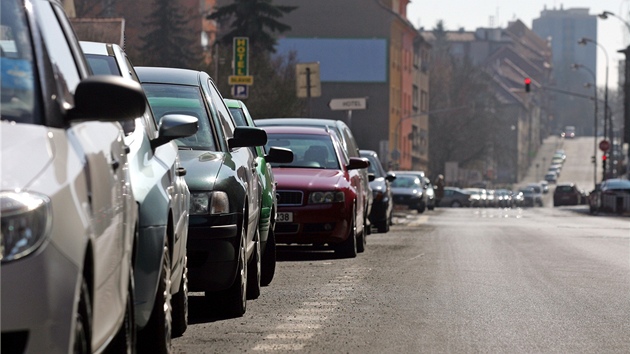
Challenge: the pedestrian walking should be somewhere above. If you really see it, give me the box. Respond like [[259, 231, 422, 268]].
[[435, 174, 445, 206]]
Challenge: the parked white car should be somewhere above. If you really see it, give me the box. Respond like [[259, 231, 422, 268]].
[[1, 0, 145, 352], [81, 41, 199, 347]]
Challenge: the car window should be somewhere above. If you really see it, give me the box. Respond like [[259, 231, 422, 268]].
[[84, 54, 121, 76], [392, 175, 422, 188], [266, 133, 340, 169], [36, 1, 81, 106], [207, 79, 234, 139], [340, 125, 360, 158], [229, 107, 248, 126], [0, 0, 38, 124], [142, 83, 218, 151]]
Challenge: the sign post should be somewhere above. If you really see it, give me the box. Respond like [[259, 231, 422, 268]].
[[296, 62, 321, 117], [230, 37, 252, 99]]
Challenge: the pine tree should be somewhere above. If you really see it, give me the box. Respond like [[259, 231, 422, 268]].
[[140, 0, 201, 68], [208, 0, 296, 53]]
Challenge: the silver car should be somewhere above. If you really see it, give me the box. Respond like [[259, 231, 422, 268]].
[[82, 41, 199, 347], [1, 0, 145, 352]]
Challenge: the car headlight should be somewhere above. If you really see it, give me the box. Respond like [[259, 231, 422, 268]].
[[1, 191, 52, 262], [190, 191, 229, 215], [309, 191, 345, 204]]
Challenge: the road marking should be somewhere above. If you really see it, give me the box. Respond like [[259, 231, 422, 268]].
[[252, 267, 368, 351]]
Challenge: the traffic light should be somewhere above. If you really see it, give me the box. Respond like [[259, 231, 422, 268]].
[[602, 154, 607, 172], [525, 77, 531, 92]]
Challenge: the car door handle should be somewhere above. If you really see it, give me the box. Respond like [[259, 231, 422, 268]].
[[176, 167, 187, 177]]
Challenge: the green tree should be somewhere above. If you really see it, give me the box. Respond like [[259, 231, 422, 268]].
[[139, 0, 201, 68], [208, 0, 297, 53]]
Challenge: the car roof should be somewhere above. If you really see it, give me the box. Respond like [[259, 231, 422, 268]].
[[224, 98, 243, 109], [135, 66, 203, 85], [256, 118, 342, 128], [261, 125, 332, 136], [80, 41, 114, 55]]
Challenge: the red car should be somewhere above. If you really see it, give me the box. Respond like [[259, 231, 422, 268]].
[[262, 126, 370, 258]]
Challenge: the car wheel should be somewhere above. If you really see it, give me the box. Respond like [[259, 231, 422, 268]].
[[171, 256, 188, 338], [106, 268, 136, 354], [335, 204, 357, 258], [74, 275, 92, 354], [207, 222, 247, 317], [451, 200, 462, 208], [246, 229, 261, 300], [377, 219, 389, 233], [417, 201, 426, 213], [138, 244, 172, 354], [260, 228, 276, 287]]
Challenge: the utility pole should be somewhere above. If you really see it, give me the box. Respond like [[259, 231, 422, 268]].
[[620, 46, 630, 177]]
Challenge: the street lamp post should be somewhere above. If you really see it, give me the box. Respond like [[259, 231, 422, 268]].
[[571, 63, 598, 187], [578, 37, 610, 179], [599, 10, 630, 178]]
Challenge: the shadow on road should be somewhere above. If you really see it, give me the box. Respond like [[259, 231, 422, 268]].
[[276, 245, 341, 262]]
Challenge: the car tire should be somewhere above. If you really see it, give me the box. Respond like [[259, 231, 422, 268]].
[[377, 219, 389, 233], [105, 269, 136, 354], [451, 200, 462, 208], [246, 230, 261, 300], [335, 205, 357, 258], [417, 201, 426, 213], [207, 223, 247, 317], [138, 244, 172, 354], [171, 256, 188, 338], [261, 228, 276, 287], [74, 275, 92, 354]]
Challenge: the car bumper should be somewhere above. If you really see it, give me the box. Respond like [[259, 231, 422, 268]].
[[274, 202, 352, 245], [1, 241, 79, 354], [186, 213, 240, 292]]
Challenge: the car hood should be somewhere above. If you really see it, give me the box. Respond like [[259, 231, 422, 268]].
[[273, 168, 345, 190], [177, 149, 224, 191], [1, 123, 54, 190]]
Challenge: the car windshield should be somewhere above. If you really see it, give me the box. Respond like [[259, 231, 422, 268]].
[[266, 133, 340, 169], [391, 175, 422, 188], [1, 0, 38, 124], [142, 83, 217, 151]]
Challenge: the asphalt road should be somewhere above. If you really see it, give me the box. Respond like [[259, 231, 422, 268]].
[[173, 136, 630, 353], [174, 206, 629, 353]]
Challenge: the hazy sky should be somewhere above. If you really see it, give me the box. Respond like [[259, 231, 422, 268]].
[[408, 0, 630, 90]]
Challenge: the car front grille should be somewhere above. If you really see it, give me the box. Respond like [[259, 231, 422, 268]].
[[277, 190, 303, 206]]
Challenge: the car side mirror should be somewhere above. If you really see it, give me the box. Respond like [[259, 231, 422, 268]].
[[385, 173, 396, 182], [68, 76, 145, 122], [266, 147, 293, 163], [151, 114, 199, 150], [347, 157, 370, 170], [368, 173, 376, 182], [229, 126, 267, 149]]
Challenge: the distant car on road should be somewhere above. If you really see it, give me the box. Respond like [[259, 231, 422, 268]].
[[391, 173, 429, 212], [439, 187, 472, 207], [589, 178, 630, 214], [553, 183, 582, 206], [519, 186, 543, 207]]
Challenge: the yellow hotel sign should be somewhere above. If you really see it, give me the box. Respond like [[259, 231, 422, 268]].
[[228, 75, 254, 85]]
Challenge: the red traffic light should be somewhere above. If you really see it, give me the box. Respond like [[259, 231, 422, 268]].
[[524, 77, 531, 92], [602, 155, 607, 161]]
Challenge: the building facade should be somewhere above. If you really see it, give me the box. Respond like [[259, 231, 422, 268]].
[[533, 6, 598, 135]]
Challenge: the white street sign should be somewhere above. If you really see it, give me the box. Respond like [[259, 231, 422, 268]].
[[328, 97, 368, 111]]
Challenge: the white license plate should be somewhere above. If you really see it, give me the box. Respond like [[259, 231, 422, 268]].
[[277, 212, 293, 223]]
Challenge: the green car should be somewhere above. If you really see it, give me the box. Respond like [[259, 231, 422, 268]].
[[225, 99, 293, 286]]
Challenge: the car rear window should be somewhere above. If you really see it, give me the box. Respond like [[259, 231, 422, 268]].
[[265, 133, 340, 169]]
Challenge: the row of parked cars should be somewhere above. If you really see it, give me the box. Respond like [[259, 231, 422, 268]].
[[1, 2, 401, 352]]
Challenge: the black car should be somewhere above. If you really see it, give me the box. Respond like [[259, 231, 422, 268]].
[[440, 187, 473, 207], [391, 173, 428, 212], [137, 67, 267, 316], [360, 150, 396, 233]]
